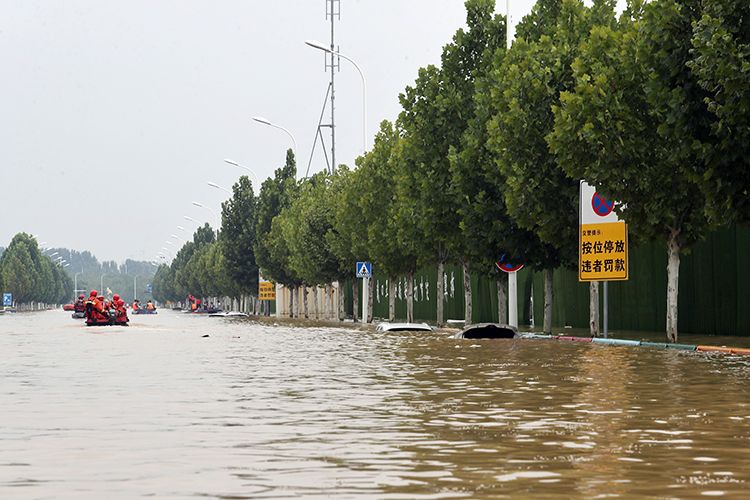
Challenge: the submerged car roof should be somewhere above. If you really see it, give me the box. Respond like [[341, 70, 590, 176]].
[[376, 322, 432, 332]]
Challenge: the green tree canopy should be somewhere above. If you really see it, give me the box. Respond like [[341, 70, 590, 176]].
[[221, 175, 259, 296]]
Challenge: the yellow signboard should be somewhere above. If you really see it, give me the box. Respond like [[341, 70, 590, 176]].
[[579, 222, 628, 281], [259, 281, 276, 301]]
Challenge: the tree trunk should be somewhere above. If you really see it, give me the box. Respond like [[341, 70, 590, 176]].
[[463, 261, 472, 326], [589, 281, 600, 337], [337, 282, 345, 321], [352, 281, 359, 322], [368, 276, 374, 323], [406, 272, 415, 323], [666, 230, 681, 343], [303, 285, 309, 319], [289, 286, 295, 318], [497, 273, 507, 324], [388, 276, 396, 322], [543, 268, 553, 334], [313, 287, 319, 320], [436, 261, 445, 327]]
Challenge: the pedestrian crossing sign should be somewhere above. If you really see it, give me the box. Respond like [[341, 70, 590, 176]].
[[356, 262, 372, 278]]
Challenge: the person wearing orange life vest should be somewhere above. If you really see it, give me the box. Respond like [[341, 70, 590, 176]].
[[86, 290, 109, 325], [73, 294, 86, 313], [84, 290, 98, 321], [114, 299, 129, 325], [146, 300, 155, 311], [132, 299, 140, 311]]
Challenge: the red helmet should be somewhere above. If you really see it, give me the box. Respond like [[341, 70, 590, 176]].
[[113, 294, 120, 301], [79, 294, 84, 299], [117, 299, 124, 306], [90, 290, 98, 297]]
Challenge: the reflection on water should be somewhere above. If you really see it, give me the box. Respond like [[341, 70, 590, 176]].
[[1, 311, 750, 498]]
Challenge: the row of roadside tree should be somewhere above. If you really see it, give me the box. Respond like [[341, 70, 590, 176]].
[[0, 233, 73, 308], [155, 0, 750, 342]]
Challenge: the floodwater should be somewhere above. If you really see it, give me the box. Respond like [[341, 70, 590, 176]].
[[2, 311, 750, 498]]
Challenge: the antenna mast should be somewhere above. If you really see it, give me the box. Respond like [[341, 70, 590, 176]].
[[305, 0, 341, 177], [326, 0, 340, 174]]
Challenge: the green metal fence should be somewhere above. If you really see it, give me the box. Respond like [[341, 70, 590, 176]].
[[342, 226, 750, 335]]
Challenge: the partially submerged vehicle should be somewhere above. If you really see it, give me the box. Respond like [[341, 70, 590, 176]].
[[454, 323, 517, 339], [190, 308, 223, 315], [376, 322, 433, 332], [71, 312, 86, 319], [208, 311, 249, 318]]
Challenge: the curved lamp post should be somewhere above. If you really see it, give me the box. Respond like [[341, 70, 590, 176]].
[[224, 159, 260, 186], [207, 181, 232, 195], [251, 116, 297, 154]]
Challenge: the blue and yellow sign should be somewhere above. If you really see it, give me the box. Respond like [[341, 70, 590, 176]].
[[579, 222, 628, 281]]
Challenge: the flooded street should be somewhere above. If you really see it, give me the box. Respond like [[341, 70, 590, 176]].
[[2, 311, 750, 498]]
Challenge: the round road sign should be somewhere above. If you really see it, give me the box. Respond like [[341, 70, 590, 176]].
[[592, 192, 614, 217], [496, 261, 524, 273]]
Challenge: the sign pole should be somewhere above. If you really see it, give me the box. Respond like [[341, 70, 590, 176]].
[[603, 281, 609, 338], [356, 262, 372, 323], [362, 276, 369, 324], [508, 272, 518, 327]]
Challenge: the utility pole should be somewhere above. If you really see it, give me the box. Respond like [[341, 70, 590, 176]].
[[326, 0, 340, 174]]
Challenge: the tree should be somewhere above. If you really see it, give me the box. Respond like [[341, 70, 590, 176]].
[[327, 166, 366, 321], [349, 121, 419, 322], [689, 0, 750, 224], [0, 244, 35, 304], [255, 149, 303, 315], [153, 264, 177, 303], [398, 0, 506, 326], [278, 172, 342, 319], [221, 175, 259, 298], [451, 42, 554, 326], [0, 233, 61, 305], [487, 0, 613, 333], [549, 0, 712, 341]]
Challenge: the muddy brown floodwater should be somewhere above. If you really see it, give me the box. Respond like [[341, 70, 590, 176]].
[[2, 310, 750, 498]]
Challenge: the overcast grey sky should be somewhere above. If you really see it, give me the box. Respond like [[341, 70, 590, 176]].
[[1, 0, 548, 262]]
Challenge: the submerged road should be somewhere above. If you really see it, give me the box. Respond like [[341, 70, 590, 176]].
[[2, 310, 750, 498]]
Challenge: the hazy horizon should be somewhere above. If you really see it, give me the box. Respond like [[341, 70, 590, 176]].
[[1, 0, 546, 263]]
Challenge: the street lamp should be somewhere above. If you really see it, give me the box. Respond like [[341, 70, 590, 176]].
[[191, 201, 216, 216], [191, 201, 219, 231], [305, 40, 367, 152], [176, 225, 186, 232], [251, 116, 298, 154], [224, 159, 260, 186], [133, 275, 140, 301], [100, 274, 106, 292], [74, 271, 83, 293], [170, 234, 182, 241], [207, 181, 232, 195], [183, 215, 198, 224]]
